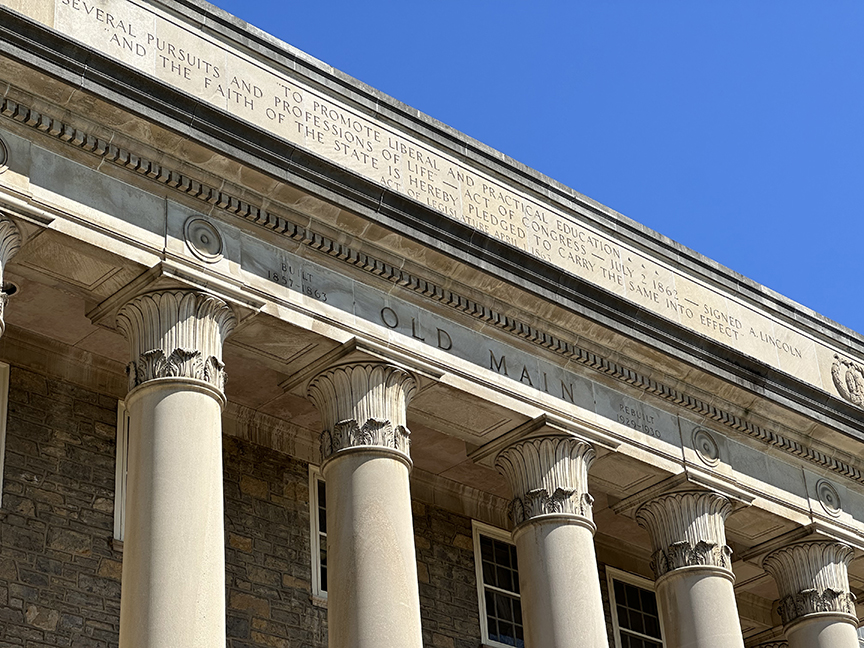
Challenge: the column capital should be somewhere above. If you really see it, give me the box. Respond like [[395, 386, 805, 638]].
[[494, 435, 595, 529], [307, 362, 417, 465], [636, 490, 733, 579], [116, 290, 236, 394], [752, 642, 788, 648], [0, 217, 21, 338], [762, 541, 857, 626]]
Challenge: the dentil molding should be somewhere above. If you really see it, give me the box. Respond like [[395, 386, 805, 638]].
[[4, 95, 864, 489], [116, 290, 236, 392], [762, 542, 856, 626], [494, 436, 595, 528], [307, 363, 417, 463], [635, 491, 733, 579]]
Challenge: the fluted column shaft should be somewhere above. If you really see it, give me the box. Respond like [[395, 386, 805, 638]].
[[494, 435, 608, 648], [636, 491, 745, 648], [763, 542, 858, 648], [0, 217, 21, 338], [308, 362, 422, 648], [116, 290, 235, 648]]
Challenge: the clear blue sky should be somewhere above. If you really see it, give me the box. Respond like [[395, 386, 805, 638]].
[[213, 0, 864, 335]]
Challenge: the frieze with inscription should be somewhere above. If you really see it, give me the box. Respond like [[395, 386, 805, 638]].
[[6, 0, 854, 402], [240, 232, 679, 448]]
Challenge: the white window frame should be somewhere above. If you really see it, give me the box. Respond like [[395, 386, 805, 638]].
[[472, 520, 524, 648], [0, 362, 10, 509], [308, 465, 327, 603], [113, 400, 130, 545], [607, 566, 665, 648]]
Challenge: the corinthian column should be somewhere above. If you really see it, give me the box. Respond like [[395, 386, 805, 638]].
[[494, 435, 608, 648], [307, 362, 422, 648], [636, 491, 745, 648], [762, 542, 859, 648], [0, 217, 21, 338], [116, 290, 236, 648]]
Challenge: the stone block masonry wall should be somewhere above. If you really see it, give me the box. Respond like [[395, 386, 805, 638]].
[[0, 365, 122, 648], [223, 436, 327, 648], [413, 501, 482, 648]]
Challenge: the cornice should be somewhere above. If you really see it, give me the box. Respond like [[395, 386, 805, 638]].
[[3, 95, 864, 489]]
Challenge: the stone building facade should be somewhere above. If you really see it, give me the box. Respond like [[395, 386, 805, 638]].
[[0, 1, 863, 647]]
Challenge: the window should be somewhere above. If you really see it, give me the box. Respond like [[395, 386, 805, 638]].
[[113, 401, 130, 545], [472, 521, 524, 648], [607, 567, 664, 648], [308, 465, 327, 601]]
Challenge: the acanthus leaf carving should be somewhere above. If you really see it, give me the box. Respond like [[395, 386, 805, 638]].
[[308, 363, 417, 464], [0, 217, 22, 339], [776, 588, 856, 626], [125, 348, 224, 389], [649, 540, 733, 579], [319, 417, 411, 461]]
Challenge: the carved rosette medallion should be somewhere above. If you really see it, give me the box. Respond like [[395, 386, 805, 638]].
[[184, 216, 224, 264], [815, 479, 842, 518], [0, 136, 8, 172], [116, 290, 236, 393], [831, 354, 864, 408], [635, 491, 733, 579], [494, 436, 596, 528], [763, 542, 856, 626], [0, 217, 22, 339], [692, 428, 720, 467], [307, 363, 417, 464]]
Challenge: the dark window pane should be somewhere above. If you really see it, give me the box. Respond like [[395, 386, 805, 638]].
[[497, 565, 512, 592], [644, 615, 660, 637], [483, 560, 496, 586], [630, 610, 645, 634], [640, 589, 655, 612], [481, 536, 494, 561], [495, 593, 513, 622], [494, 540, 510, 566]]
